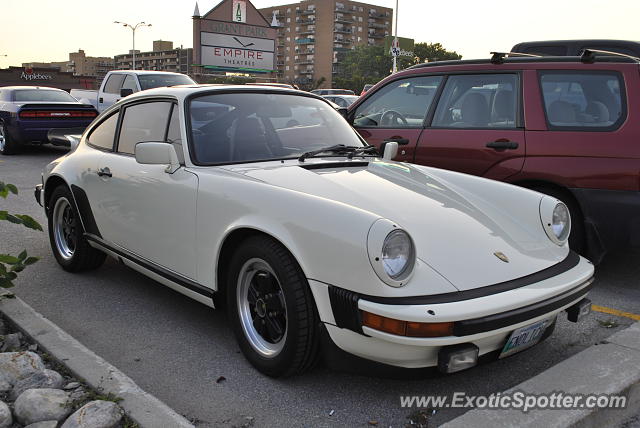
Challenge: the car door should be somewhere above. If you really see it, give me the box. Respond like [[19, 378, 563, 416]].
[[415, 73, 525, 180], [94, 100, 198, 278], [99, 73, 125, 112], [351, 75, 443, 161]]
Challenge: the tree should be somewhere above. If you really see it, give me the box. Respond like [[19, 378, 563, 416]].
[[413, 42, 462, 64], [0, 181, 41, 288], [333, 42, 461, 93]]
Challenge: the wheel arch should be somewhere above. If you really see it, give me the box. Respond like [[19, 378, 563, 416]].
[[215, 227, 307, 307], [513, 179, 584, 215]]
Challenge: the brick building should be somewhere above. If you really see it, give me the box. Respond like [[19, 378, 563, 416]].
[[114, 41, 194, 75], [22, 50, 114, 84], [258, 0, 392, 88]]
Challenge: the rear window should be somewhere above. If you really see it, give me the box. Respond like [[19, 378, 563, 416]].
[[539, 71, 625, 131], [137, 74, 195, 90], [13, 90, 77, 102]]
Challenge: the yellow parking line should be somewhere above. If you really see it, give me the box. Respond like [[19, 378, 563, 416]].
[[592, 305, 640, 321]]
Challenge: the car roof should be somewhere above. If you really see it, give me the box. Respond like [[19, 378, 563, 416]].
[[118, 84, 323, 103], [406, 55, 639, 71], [0, 86, 66, 91]]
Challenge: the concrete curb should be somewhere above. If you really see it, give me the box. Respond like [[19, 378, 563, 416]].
[[0, 294, 194, 428], [441, 322, 640, 428]]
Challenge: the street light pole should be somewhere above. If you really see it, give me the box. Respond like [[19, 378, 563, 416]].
[[392, 0, 399, 73], [114, 21, 152, 70]]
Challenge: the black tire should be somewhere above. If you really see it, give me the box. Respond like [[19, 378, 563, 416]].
[[531, 186, 585, 254], [47, 186, 106, 272], [227, 235, 319, 377], [0, 122, 19, 155]]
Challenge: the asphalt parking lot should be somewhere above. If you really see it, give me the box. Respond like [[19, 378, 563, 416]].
[[1, 145, 639, 427]]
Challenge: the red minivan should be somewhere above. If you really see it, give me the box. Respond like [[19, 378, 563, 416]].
[[348, 54, 640, 263]]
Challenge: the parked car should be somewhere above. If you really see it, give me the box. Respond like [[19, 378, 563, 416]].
[[348, 53, 640, 264], [310, 88, 355, 96], [0, 86, 97, 155], [361, 83, 375, 96], [511, 39, 640, 58], [248, 82, 296, 89], [322, 94, 359, 107], [36, 85, 593, 377], [70, 70, 195, 113]]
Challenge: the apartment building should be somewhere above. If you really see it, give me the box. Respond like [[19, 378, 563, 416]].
[[114, 41, 194, 76], [259, 0, 392, 88], [23, 50, 114, 83]]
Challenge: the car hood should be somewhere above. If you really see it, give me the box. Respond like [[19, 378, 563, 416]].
[[221, 159, 567, 291]]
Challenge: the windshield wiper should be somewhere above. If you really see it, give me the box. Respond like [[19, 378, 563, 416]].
[[298, 144, 357, 162], [347, 145, 378, 159]]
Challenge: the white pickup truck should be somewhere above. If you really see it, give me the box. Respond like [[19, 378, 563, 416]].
[[71, 70, 195, 113]]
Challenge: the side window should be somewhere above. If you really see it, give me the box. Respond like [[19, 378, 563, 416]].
[[117, 102, 173, 155], [353, 76, 443, 128], [432, 74, 518, 129], [334, 97, 348, 107], [87, 112, 119, 150], [121, 75, 138, 93], [539, 71, 625, 130], [103, 74, 126, 94], [166, 104, 184, 164]]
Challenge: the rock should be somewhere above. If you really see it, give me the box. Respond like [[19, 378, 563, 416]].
[[61, 400, 124, 428], [69, 386, 89, 402], [0, 352, 46, 384], [10, 369, 65, 400], [14, 389, 71, 425], [24, 422, 59, 428], [0, 373, 12, 394], [0, 401, 11, 428], [63, 382, 81, 390], [28, 344, 38, 351], [1, 333, 23, 352], [0, 320, 8, 336]]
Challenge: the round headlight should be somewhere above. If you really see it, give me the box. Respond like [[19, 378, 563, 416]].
[[552, 202, 571, 241], [382, 229, 414, 279]]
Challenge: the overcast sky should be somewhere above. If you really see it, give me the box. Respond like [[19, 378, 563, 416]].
[[2, 0, 638, 67]]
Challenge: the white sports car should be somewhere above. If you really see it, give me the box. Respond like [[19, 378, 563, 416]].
[[35, 85, 594, 377]]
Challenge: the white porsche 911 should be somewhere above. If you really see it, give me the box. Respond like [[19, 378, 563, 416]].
[[35, 85, 594, 377]]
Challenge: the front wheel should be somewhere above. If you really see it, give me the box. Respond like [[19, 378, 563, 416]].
[[48, 186, 106, 272], [227, 235, 319, 377]]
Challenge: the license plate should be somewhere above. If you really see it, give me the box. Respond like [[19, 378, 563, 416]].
[[499, 318, 551, 358]]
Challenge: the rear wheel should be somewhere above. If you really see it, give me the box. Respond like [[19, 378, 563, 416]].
[[48, 186, 106, 272], [227, 235, 319, 377], [531, 186, 585, 254], [0, 123, 19, 155]]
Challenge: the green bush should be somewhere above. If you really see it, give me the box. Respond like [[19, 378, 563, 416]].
[[0, 181, 41, 288]]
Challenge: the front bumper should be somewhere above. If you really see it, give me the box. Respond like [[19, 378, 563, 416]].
[[309, 252, 594, 369]]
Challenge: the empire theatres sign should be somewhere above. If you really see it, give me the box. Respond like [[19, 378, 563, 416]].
[[193, 0, 277, 74]]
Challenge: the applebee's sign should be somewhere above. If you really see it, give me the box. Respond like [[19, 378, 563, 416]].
[[21, 68, 52, 81]]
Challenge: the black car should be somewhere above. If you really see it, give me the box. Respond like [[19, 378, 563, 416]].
[[511, 39, 640, 58], [0, 86, 97, 155]]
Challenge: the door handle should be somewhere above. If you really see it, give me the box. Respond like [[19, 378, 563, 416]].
[[97, 167, 112, 178], [486, 141, 519, 150], [383, 138, 410, 145], [99, 97, 103, 104]]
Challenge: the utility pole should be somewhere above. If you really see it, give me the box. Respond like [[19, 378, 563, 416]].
[[114, 21, 152, 70], [392, 0, 399, 73]]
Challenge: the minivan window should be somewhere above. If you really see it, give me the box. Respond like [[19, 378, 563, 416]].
[[540, 71, 625, 130], [353, 76, 443, 128], [432, 74, 518, 128]]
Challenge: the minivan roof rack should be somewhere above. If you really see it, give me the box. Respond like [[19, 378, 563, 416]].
[[580, 48, 640, 63], [490, 51, 541, 64]]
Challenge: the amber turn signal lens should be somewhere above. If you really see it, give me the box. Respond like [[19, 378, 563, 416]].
[[361, 311, 453, 338]]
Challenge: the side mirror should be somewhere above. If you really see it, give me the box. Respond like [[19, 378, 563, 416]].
[[381, 141, 398, 160], [135, 142, 181, 173], [120, 88, 134, 98]]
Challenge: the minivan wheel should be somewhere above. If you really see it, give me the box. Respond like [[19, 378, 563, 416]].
[[532, 186, 585, 254], [227, 235, 319, 377]]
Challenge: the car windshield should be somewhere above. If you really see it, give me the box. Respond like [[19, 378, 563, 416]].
[[137, 74, 195, 90], [13, 89, 77, 102], [189, 92, 365, 164]]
